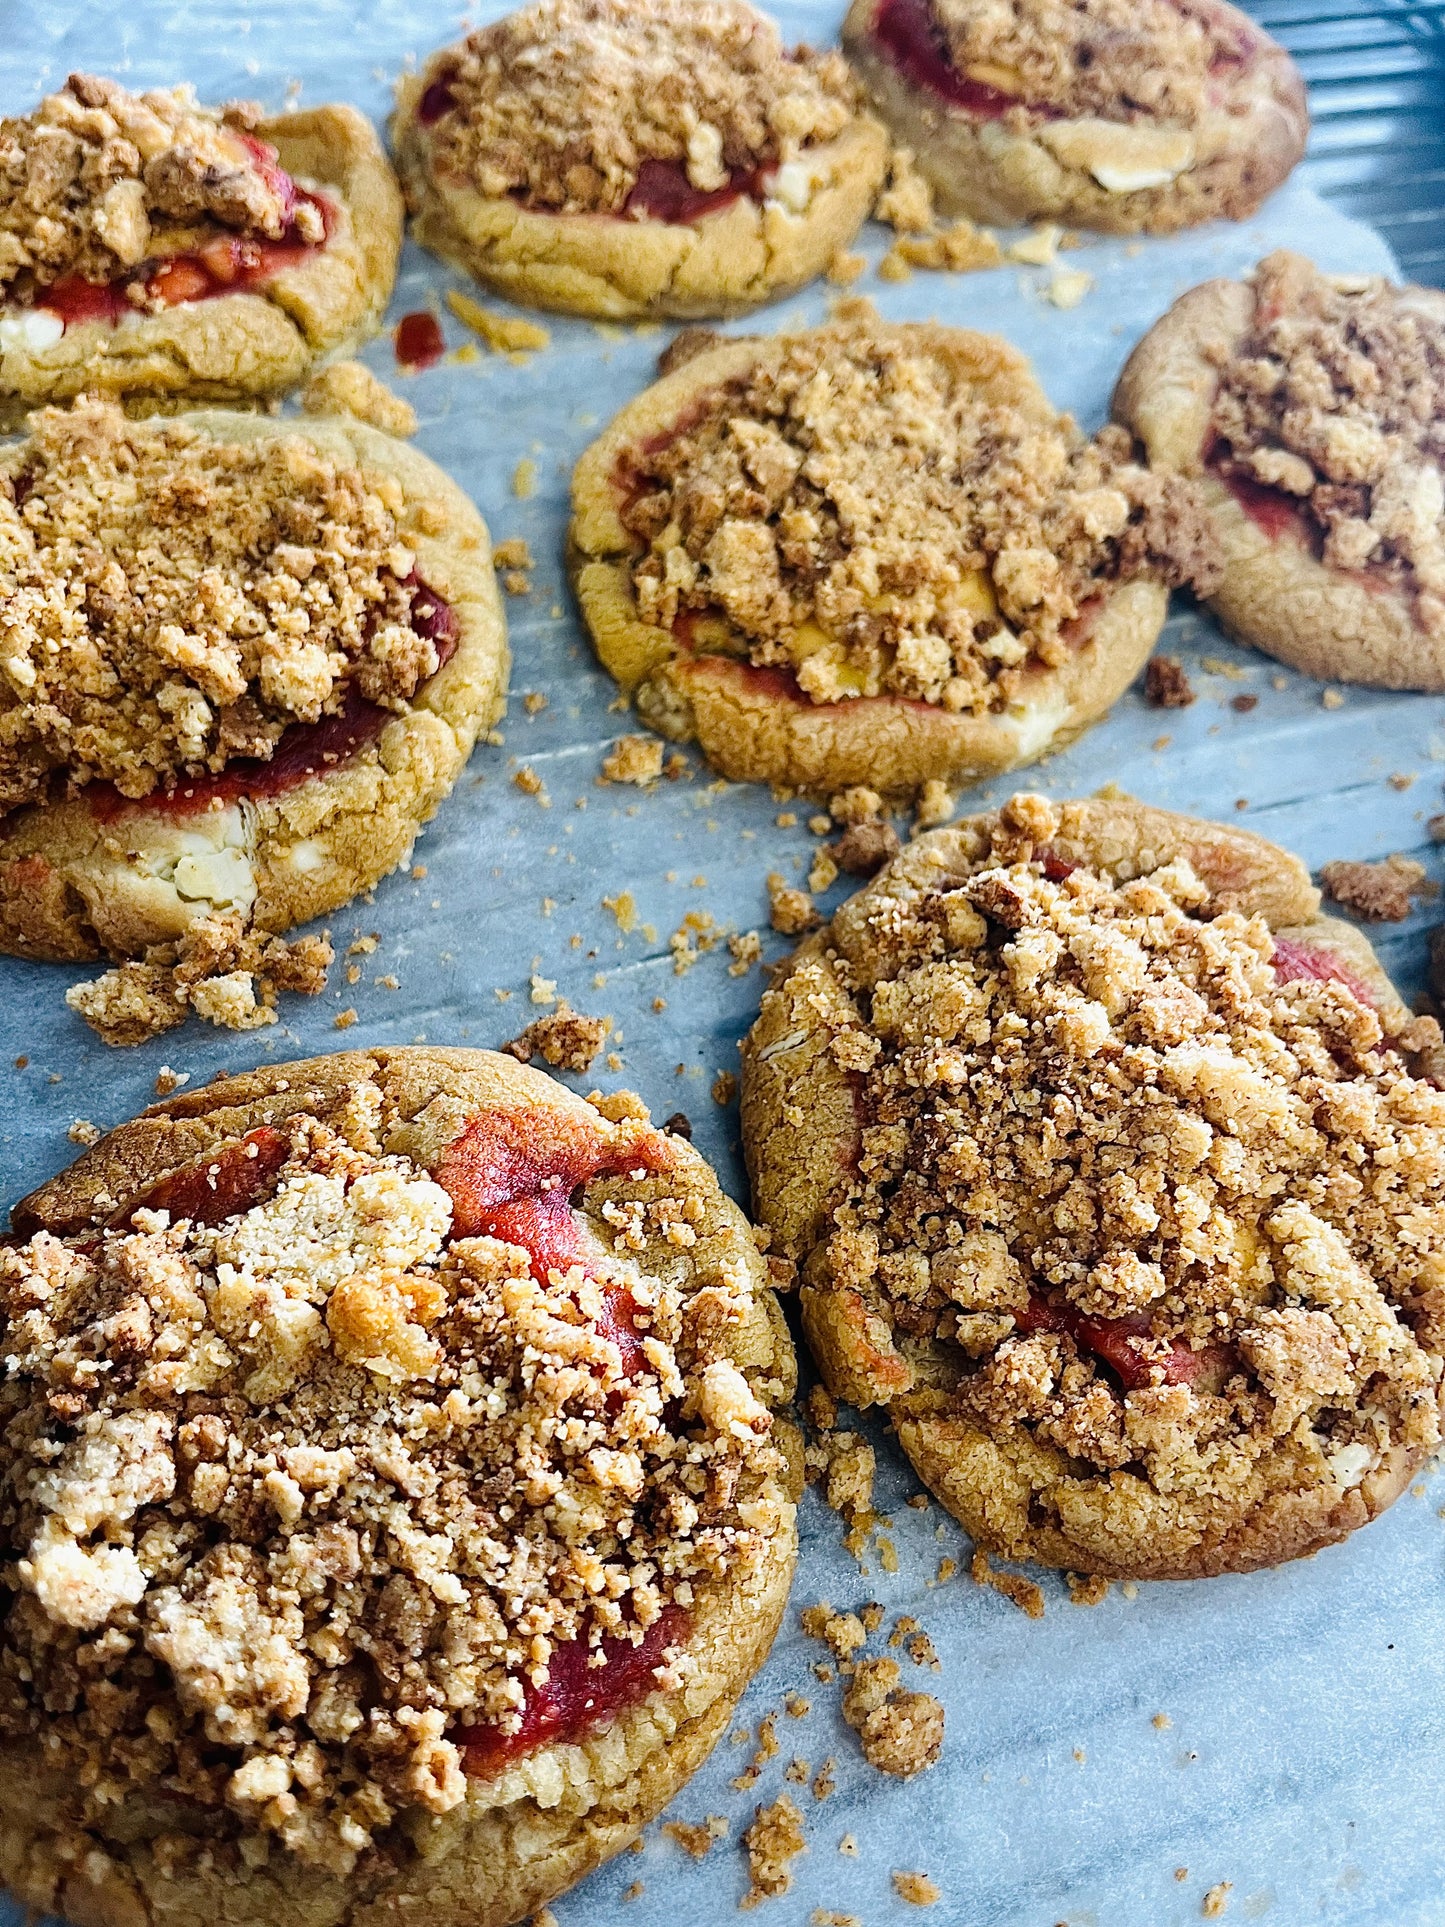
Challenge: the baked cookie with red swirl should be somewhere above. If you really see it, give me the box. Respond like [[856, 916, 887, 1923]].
[[569, 308, 1220, 796], [842, 0, 1306, 233], [0, 1047, 798, 1927], [1114, 250, 1445, 688], [391, 0, 887, 320], [0, 73, 402, 422], [0, 399, 507, 1035], [743, 793, 1445, 1579]]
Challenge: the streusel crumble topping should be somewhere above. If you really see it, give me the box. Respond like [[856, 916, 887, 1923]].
[[1208, 252, 1445, 638], [926, 0, 1253, 125], [0, 399, 443, 813], [0, 74, 320, 305], [0, 1100, 782, 1873], [623, 312, 1219, 709], [420, 0, 860, 216], [822, 794, 1445, 1486]]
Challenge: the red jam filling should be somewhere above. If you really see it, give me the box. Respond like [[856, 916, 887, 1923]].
[[1014, 1295, 1224, 1390], [1271, 936, 1375, 1007], [84, 576, 457, 825], [115, 1125, 292, 1229], [394, 310, 446, 371], [620, 157, 769, 225], [417, 73, 459, 127], [458, 1602, 689, 1776], [1220, 470, 1308, 544], [35, 141, 331, 334], [871, 0, 1061, 119]]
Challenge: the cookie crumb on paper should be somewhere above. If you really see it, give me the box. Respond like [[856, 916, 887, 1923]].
[[841, 1657, 945, 1778], [503, 1002, 611, 1071], [301, 359, 417, 437], [1321, 855, 1430, 922], [892, 1871, 942, 1906], [741, 1793, 807, 1906]]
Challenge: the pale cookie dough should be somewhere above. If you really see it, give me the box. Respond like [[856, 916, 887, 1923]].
[[1114, 249, 1445, 688], [0, 400, 508, 969], [742, 793, 1445, 1579], [843, 0, 1306, 232], [0, 76, 402, 422], [0, 1047, 798, 1927], [392, 0, 887, 319], [569, 308, 1220, 795]]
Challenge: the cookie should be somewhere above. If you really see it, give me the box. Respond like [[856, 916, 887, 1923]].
[[569, 308, 1220, 796], [842, 0, 1306, 233], [0, 1047, 798, 1927], [0, 75, 403, 422], [391, 0, 887, 320], [1114, 249, 1445, 689], [742, 793, 1445, 1579], [0, 399, 508, 970]]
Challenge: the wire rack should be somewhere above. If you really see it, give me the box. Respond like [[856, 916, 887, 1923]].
[[1251, 0, 1445, 283]]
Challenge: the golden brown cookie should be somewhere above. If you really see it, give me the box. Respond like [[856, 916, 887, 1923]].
[[391, 0, 887, 320], [742, 793, 1445, 1579], [0, 1047, 798, 1927], [0, 75, 403, 422], [1114, 250, 1445, 689], [842, 0, 1306, 233], [570, 308, 1220, 796], [0, 400, 507, 975]]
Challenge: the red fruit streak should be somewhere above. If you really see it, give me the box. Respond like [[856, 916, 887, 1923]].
[[871, 0, 1062, 119], [1014, 1296, 1221, 1390], [113, 1126, 292, 1229]]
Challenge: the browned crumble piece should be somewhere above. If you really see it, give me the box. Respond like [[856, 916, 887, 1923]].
[[663, 1816, 728, 1858], [1230, 692, 1259, 713], [827, 250, 867, 286], [892, 219, 1002, 274], [302, 361, 418, 438], [805, 1383, 839, 1430], [712, 1070, 739, 1106], [623, 1881, 645, 1902], [801, 1602, 867, 1662], [659, 327, 725, 376], [839, 1834, 858, 1856], [152, 1065, 187, 1096], [503, 569, 533, 595], [841, 1658, 945, 1778], [502, 1002, 612, 1072], [860, 1601, 885, 1634], [66, 1119, 101, 1146], [914, 778, 955, 829], [1321, 855, 1429, 923], [1323, 688, 1346, 709], [785, 1756, 810, 1784], [834, 819, 902, 877], [830, 786, 884, 825], [1153, 1713, 1173, 1730], [446, 289, 550, 355], [874, 147, 934, 232], [811, 1758, 836, 1800], [513, 764, 550, 803], [1176, 1867, 1190, 1881], [1145, 655, 1196, 707], [786, 1693, 811, 1718], [334, 1006, 359, 1029], [1066, 1573, 1112, 1607], [811, 1913, 860, 1927], [971, 1550, 1046, 1619], [492, 537, 535, 572], [729, 930, 764, 975], [524, 689, 549, 715], [601, 734, 666, 786], [808, 847, 840, 895], [671, 910, 722, 972], [512, 457, 537, 498], [663, 1110, 694, 1139], [534, 1909, 560, 1927], [767, 873, 820, 936], [741, 1793, 807, 1907], [892, 1871, 942, 1907], [1202, 1882, 1233, 1918], [907, 1630, 941, 1669]]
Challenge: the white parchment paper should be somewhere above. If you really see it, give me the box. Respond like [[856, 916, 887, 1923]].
[[2, 5, 1443, 1924]]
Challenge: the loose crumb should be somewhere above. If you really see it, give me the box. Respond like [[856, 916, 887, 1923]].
[[445, 288, 551, 355], [334, 1007, 358, 1030], [66, 1119, 101, 1146], [839, 1834, 858, 1857], [741, 1793, 807, 1907], [1153, 1713, 1173, 1730], [728, 930, 764, 975], [1321, 855, 1429, 922], [524, 689, 549, 715], [152, 1065, 188, 1096], [1066, 1573, 1111, 1607], [512, 457, 538, 498], [513, 764, 550, 805], [601, 734, 665, 786], [66, 919, 332, 1047], [971, 1550, 1045, 1618], [712, 1070, 738, 1106], [812, 1757, 836, 1800], [1202, 1882, 1233, 1918], [1007, 222, 1061, 265], [786, 1693, 811, 1718], [841, 1658, 945, 1778], [892, 1871, 942, 1906], [801, 1602, 867, 1662], [1145, 655, 1195, 707], [827, 250, 867, 286], [623, 1881, 645, 1902], [810, 1912, 860, 1927], [503, 1002, 611, 1072], [767, 872, 820, 935], [915, 778, 955, 829], [1323, 688, 1345, 709], [301, 360, 417, 437], [663, 1816, 728, 1858], [1047, 266, 1093, 308], [1230, 692, 1258, 713]]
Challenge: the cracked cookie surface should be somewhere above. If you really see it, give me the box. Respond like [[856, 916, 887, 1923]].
[[392, 0, 886, 319], [0, 1047, 797, 1927], [570, 308, 1219, 794], [742, 793, 1445, 1578], [1115, 249, 1445, 688]]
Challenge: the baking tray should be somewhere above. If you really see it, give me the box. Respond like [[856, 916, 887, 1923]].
[[3, 6, 1445, 1925]]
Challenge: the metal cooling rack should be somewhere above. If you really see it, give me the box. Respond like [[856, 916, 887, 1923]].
[[1251, 0, 1445, 283]]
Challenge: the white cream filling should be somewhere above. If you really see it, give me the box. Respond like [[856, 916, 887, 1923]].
[[1325, 1441, 1374, 1490], [0, 308, 64, 353], [1005, 687, 1070, 760], [131, 805, 258, 915], [1038, 119, 1195, 193]]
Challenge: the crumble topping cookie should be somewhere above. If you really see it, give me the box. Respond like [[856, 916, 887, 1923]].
[[0, 1047, 798, 1927], [1114, 250, 1445, 688], [569, 308, 1220, 795], [391, 0, 888, 320], [742, 793, 1445, 1579], [842, 0, 1306, 233], [0, 74, 403, 421], [0, 398, 508, 998]]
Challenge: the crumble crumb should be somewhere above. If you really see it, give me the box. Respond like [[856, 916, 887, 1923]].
[[809, 847, 840, 895], [524, 689, 549, 715], [66, 1119, 101, 1146], [445, 288, 551, 355], [812, 1757, 836, 1799], [1066, 1573, 1111, 1607], [810, 1912, 860, 1927], [503, 569, 532, 595], [602, 734, 666, 786], [1047, 267, 1093, 309], [66, 919, 333, 1047], [152, 1065, 188, 1096], [841, 1658, 945, 1777], [801, 1602, 867, 1662], [768, 873, 820, 936], [874, 146, 934, 232], [741, 1793, 807, 1907], [513, 764, 550, 804], [1321, 855, 1429, 923], [892, 1872, 942, 1907], [971, 1551, 1046, 1620], [664, 1815, 729, 1858], [834, 820, 901, 877], [1323, 688, 1346, 708], [889, 218, 1002, 275], [914, 779, 955, 829], [334, 1007, 358, 1029], [827, 250, 867, 286], [1202, 1882, 1233, 1918], [1153, 1713, 1173, 1730], [1145, 655, 1196, 707], [623, 1881, 645, 1901], [712, 1070, 739, 1105], [839, 1834, 858, 1857], [512, 457, 538, 498], [786, 1693, 811, 1717], [729, 930, 764, 975], [503, 1002, 612, 1071], [301, 360, 418, 438]]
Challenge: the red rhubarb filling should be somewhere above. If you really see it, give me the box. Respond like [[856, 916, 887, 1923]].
[[1271, 936, 1375, 1007], [1014, 1295, 1229, 1390], [620, 156, 769, 224], [31, 137, 332, 336], [870, 0, 1061, 119], [84, 576, 457, 825], [458, 1602, 689, 1775], [115, 1125, 292, 1230]]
